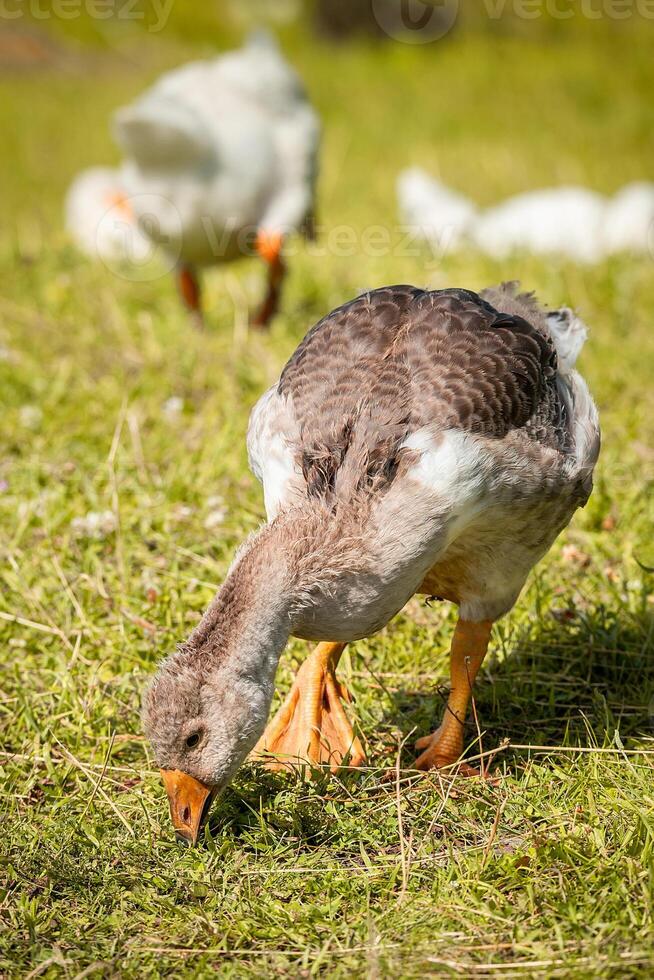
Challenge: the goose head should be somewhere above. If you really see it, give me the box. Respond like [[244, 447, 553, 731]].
[[142, 649, 277, 844], [142, 539, 293, 844]]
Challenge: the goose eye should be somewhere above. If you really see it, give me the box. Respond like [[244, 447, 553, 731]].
[[185, 731, 201, 749]]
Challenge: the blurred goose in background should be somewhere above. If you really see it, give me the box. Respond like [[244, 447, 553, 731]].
[[65, 166, 152, 265], [398, 169, 654, 262], [600, 182, 654, 255], [397, 167, 477, 254], [142, 281, 599, 844], [113, 32, 320, 327], [473, 186, 606, 263]]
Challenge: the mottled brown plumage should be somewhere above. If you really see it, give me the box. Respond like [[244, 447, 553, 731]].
[[277, 284, 571, 505]]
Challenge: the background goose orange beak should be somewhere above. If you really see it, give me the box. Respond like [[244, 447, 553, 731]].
[[160, 769, 216, 845]]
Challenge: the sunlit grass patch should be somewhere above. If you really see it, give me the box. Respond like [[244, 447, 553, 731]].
[[1, 12, 654, 978]]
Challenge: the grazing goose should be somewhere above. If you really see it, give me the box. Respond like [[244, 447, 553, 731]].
[[143, 282, 600, 843], [64, 167, 152, 265], [113, 33, 319, 326]]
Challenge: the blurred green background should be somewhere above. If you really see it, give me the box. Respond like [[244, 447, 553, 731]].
[[1, 3, 654, 977]]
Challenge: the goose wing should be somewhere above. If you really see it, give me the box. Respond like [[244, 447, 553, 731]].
[[249, 284, 575, 515], [284, 285, 564, 491]]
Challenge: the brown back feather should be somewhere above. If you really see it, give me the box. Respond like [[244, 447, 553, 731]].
[[279, 285, 565, 502]]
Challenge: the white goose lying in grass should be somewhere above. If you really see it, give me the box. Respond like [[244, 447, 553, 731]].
[[143, 282, 600, 844], [397, 167, 478, 253], [472, 186, 607, 263], [398, 167, 654, 261], [113, 32, 319, 326]]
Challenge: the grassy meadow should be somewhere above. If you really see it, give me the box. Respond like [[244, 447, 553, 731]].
[[1, 6, 654, 977]]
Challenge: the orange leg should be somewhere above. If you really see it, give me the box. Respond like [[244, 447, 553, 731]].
[[252, 230, 286, 329], [413, 618, 493, 773], [177, 264, 204, 326], [251, 642, 365, 772]]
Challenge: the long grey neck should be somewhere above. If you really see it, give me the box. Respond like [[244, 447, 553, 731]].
[[182, 502, 367, 664], [183, 521, 296, 689], [184, 488, 448, 659]]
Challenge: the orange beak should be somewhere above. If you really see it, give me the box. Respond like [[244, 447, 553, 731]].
[[104, 190, 133, 220], [160, 769, 217, 845]]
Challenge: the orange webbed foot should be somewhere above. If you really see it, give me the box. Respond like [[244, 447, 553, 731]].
[[412, 728, 478, 776], [251, 642, 365, 773]]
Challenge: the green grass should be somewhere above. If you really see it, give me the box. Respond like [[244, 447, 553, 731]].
[[1, 8, 654, 978]]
